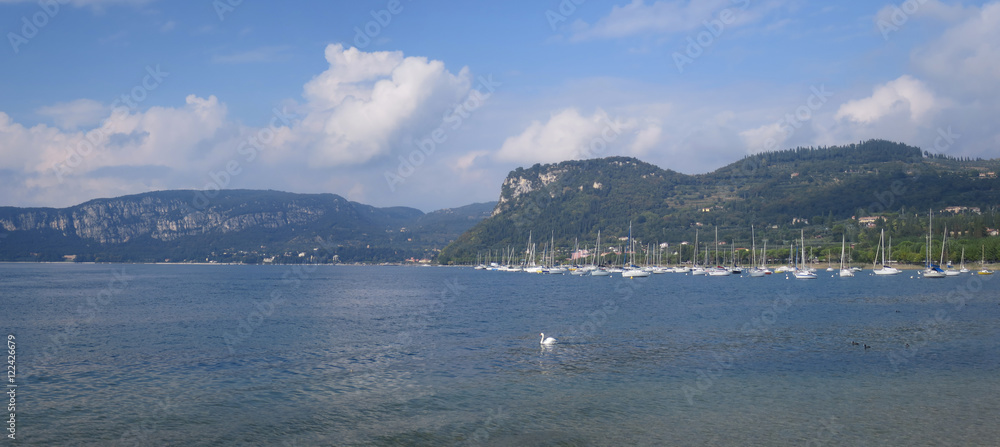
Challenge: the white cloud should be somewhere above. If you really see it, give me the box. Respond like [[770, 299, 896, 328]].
[[571, 0, 730, 40], [834, 75, 940, 125], [911, 2, 1000, 97], [568, 0, 784, 41], [631, 122, 662, 154], [874, 0, 975, 26], [295, 44, 472, 167], [0, 93, 250, 207], [36, 99, 108, 130], [494, 108, 662, 164], [739, 121, 785, 153], [0, 44, 482, 208]]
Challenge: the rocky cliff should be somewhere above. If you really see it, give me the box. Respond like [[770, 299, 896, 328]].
[[0, 190, 493, 262]]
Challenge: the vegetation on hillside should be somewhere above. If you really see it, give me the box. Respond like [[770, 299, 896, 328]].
[[439, 140, 1000, 266]]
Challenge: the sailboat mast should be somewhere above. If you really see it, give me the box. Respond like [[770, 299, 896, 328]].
[[840, 234, 846, 269], [627, 222, 631, 267], [693, 229, 699, 267], [940, 225, 947, 266], [596, 230, 601, 267], [714, 226, 719, 267]]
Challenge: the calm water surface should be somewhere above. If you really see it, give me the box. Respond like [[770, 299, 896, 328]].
[[3, 264, 999, 446]]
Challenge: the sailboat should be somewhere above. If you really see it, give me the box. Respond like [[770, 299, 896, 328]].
[[690, 229, 706, 275], [545, 231, 567, 274], [748, 226, 768, 277], [708, 227, 732, 276], [590, 230, 610, 276], [922, 211, 946, 278], [839, 234, 854, 277], [873, 229, 901, 275], [622, 222, 650, 278], [942, 226, 961, 276], [523, 231, 544, 273], [978, 245, 993, 275], [959, 247, 970, 274], [794, 229, 818, 279], [673, 242, 691, 273]]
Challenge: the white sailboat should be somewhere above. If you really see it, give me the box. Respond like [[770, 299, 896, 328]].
[[959, 247, 970, 274], [748, 226, 769, 277], [690, 229, 706, 275], [923, 211, 946, 278], [590, 230, 610, 276], [707, 227, 732, 276], [622, 222, 650, 278], [873, 229, 901, 275], [839, 234, 854, 277], [794, 229, 817, 279], [941, 225, 961, 276]]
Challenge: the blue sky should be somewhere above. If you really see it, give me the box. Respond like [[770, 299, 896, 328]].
[[1, 0, 998, 211]]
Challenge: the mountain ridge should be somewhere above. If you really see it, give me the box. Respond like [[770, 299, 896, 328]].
[[0, 189, 494, 263], [439, 140, 1000, 264]]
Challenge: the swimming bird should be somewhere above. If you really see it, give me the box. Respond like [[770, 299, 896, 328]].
[[540, 333, 557, 345], [864, 344, 871, 350], [852, 341, 859, 346]]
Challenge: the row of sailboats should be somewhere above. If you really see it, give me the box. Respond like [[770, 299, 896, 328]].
[[474, 221, 993, 277]]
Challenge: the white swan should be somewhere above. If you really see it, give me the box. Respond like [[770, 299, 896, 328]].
[[540, 333, 557, 345]]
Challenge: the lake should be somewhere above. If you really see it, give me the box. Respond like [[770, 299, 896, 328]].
[[3, 263, 999, 446]]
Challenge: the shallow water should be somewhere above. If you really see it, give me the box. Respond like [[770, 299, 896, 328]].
[[3, 264, 999, 445]]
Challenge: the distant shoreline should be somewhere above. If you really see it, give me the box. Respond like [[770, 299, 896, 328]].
[[0, 261, 987, 270]]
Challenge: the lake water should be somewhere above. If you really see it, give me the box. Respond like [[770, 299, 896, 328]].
[[3, 264, 1000, 446]]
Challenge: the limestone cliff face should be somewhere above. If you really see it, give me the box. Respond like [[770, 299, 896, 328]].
[[0, 191, 383, 244], [493, 167, 568, 216], [491, 157, 652, 217]]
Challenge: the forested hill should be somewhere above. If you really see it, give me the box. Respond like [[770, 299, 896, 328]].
[[0, 190, 495, 263], [438, 140, 1000, 264]]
